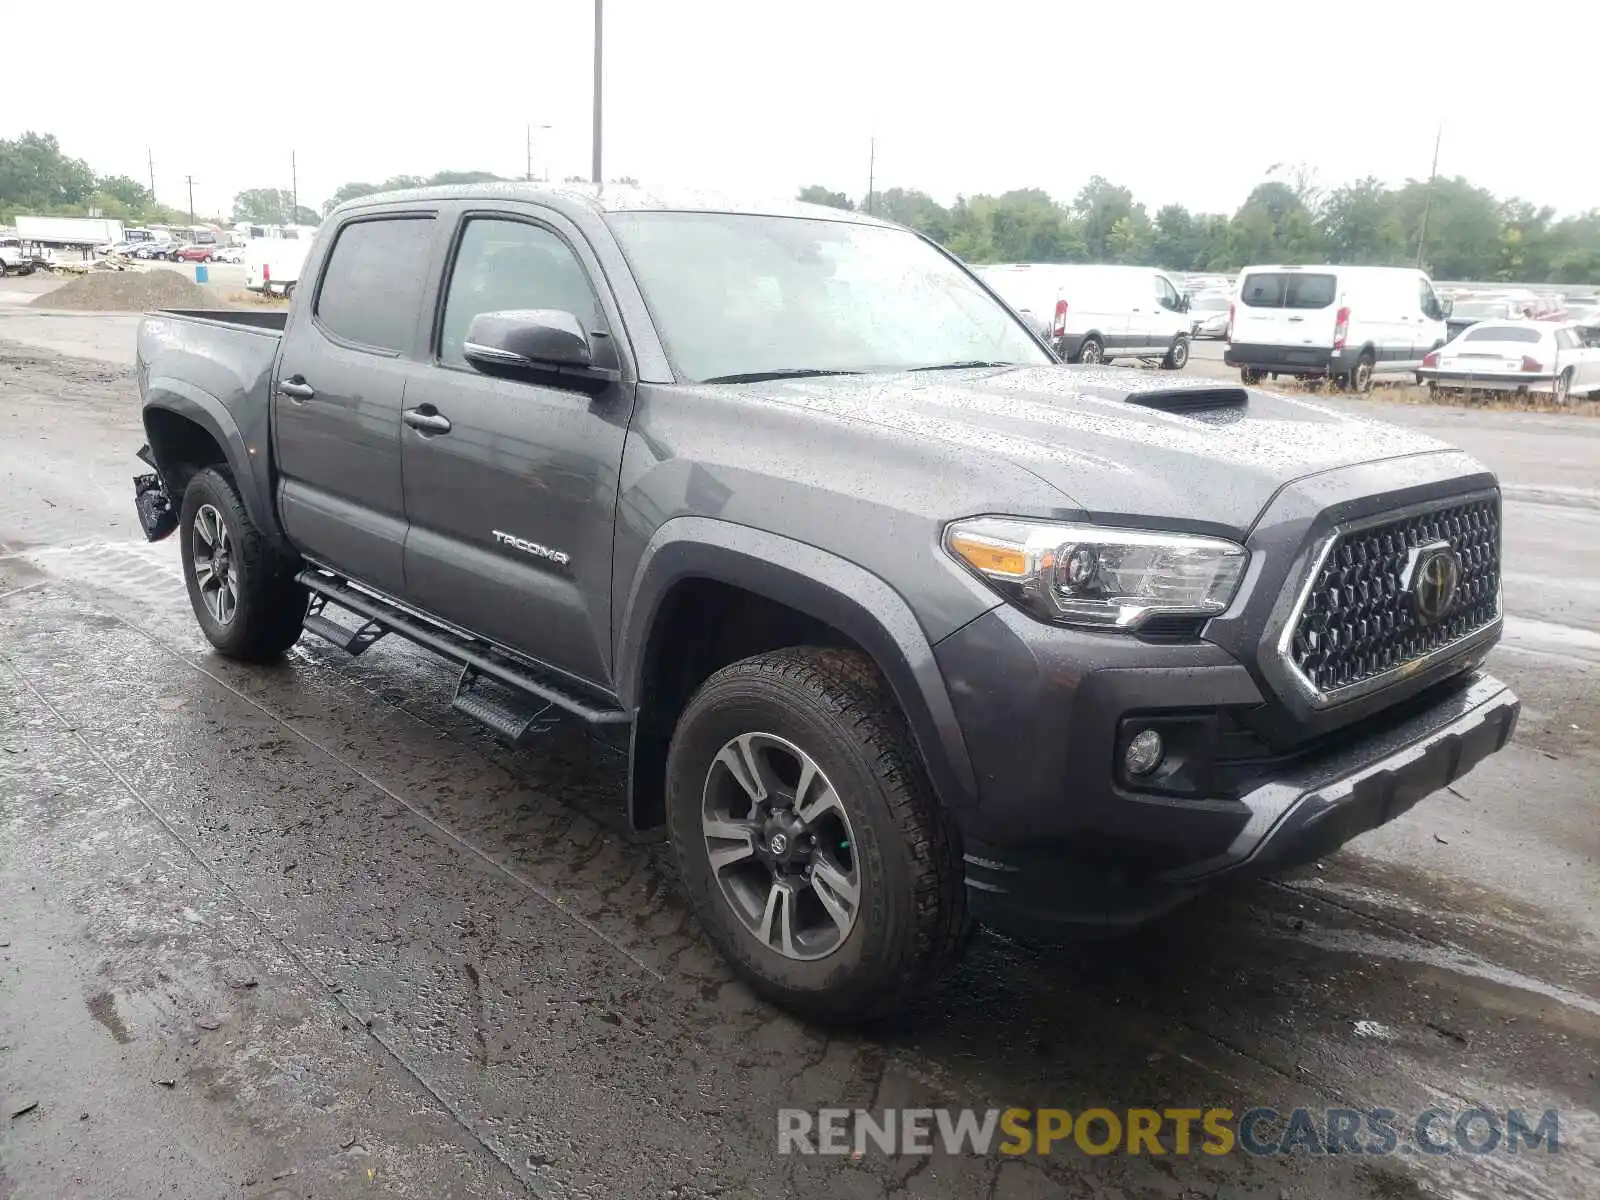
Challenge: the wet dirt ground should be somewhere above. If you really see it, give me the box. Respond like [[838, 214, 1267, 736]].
[[1, 312, 1596, 1200]]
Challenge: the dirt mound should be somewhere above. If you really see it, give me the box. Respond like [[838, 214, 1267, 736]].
[[33, 268, 214, 312]]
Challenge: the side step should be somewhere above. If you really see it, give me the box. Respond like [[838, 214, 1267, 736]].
[[296, 570, 630, 736], [451, 666, 557, 743], [303, 596, 389, 656]]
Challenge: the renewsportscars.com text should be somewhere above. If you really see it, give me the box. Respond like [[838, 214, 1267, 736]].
[[776, 1106, 1561, 1158]]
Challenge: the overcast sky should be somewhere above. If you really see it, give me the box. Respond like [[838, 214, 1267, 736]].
[[6, 0, 1596, 221]]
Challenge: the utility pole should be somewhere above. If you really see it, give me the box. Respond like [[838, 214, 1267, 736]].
[[291, 151, 298, 223], [147, 148, 156, 203], [184, 176, 197, 225], [1415, 124, 1442, 269], [591, 0, 603, 183], [865, 137, 875, 216]]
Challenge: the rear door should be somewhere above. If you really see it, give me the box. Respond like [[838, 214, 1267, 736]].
[[398, 206, 633, 689], [1231, 269, 1341, 355], [272, 212, 439, 597]]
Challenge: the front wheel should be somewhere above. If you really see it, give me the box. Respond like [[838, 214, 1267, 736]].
[[1240, 367, 1265, 385], [179, 467, 307, 661], [666, 647, 966, 1024], [1161, 335, 1190, 370], [1552, 369, 1573, 405]]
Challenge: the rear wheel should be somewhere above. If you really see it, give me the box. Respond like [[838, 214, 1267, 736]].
[[1160, 335, 1190, 370], [666, 647, 966, 1024], [1075, 336, 1105, 365], [1345, 352, 1375, 394], [1553, 368, 1573, 405], [179, 467, 307, 661], [1240, 367, 1265, 385]]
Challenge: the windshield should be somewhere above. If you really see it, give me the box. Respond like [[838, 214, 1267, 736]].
[[608, 212, 1052, 382]]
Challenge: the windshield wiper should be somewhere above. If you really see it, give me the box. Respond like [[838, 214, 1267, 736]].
[[906, 360, 1022, 372], [700, 368, 865, 384]]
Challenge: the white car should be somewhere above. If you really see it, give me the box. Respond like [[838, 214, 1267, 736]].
[[1188, 291, 1231, 339], [210, 245, 244, 264], [1418, 321, 1600, 404]]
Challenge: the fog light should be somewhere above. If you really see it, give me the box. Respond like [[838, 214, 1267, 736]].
[[1124, 729, 1165, 776]]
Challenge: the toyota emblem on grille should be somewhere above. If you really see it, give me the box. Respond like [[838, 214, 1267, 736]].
[[1406, 542, 1462, 623]]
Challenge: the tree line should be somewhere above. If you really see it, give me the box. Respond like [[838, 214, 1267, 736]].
[[7, 131, 1594, 282], [799, 170, 1600, 284]]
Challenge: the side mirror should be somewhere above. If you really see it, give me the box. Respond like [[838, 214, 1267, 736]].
[[463, 309, 619, 391], [1440, 296, 1454, 317]]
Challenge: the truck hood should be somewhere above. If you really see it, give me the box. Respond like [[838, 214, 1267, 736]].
[[733, 365, 1456, 536]]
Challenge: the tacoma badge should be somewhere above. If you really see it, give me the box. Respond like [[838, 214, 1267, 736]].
[[492, 530, 571, 567]]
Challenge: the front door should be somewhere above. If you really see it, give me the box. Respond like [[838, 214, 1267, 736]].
[[399, 210, 632, 690], [273, 213, 438, 597]]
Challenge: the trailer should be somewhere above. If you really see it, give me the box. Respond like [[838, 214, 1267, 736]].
[[13, 216, 125, 254]]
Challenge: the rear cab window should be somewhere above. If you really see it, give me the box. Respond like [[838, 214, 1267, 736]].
[[1238, 272, 1337, 309], [1461, 325, 1541, 344], [314, 216, 436, 353]]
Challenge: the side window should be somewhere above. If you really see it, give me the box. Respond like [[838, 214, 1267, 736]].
[[439, 218, 601, 368], [315, 217, 435, 353], [1554, 328, 1576, 350], [1419, 278, 1439, 317]]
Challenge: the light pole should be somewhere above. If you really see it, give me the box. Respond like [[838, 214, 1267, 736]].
[[591, 0, 603, 183]]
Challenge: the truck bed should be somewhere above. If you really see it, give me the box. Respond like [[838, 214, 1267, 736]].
[[155, 308, 288, 333]]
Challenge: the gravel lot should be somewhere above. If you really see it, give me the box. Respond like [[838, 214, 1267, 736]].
[[1, 288, 1596, 1200]]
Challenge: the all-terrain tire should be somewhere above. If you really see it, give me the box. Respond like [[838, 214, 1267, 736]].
[[178, 467, 306, 661], [666, 647, 967, 1024]]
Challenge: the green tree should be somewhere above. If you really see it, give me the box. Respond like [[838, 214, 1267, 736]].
[[0, 132, 95, 214], [1320, 177, 1405, 265], [231, 187, 298, 224], [1073, 177, 1142, 262], [797, 185, 854, 211]]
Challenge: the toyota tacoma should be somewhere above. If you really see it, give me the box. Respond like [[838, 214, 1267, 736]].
[[131, 184, 1519, 1022]]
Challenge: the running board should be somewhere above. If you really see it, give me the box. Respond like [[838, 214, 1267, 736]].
[[296, 570, 630, 730]]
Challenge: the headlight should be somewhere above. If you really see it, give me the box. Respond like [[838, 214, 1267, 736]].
[[944, 517, 1248, 630]]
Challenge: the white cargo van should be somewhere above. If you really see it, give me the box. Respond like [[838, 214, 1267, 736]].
[[243, 235, 311, 298], [976, 263, 1193, 368], [1225, 265, 1450, 391]]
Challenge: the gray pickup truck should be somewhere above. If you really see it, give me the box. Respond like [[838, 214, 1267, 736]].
[[132, 183, 1519, 1022]]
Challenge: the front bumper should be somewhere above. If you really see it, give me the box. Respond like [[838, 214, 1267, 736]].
[[955, 660, 1517, 934], [933, 584, 1517, 935], [1225, 342, 1362, 375]]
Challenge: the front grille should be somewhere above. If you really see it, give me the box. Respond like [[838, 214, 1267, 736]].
[[1288, 496, 1501, 696]]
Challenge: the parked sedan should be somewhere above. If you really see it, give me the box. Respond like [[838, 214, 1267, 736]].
[[1188, 292, 1232, 338], [209, 244, 244, 264], [1419, 321, 1600, 403]]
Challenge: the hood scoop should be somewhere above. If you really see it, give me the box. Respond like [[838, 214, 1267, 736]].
[[1073, 380, 1250, 414], [1123, 385, 1248, 413]]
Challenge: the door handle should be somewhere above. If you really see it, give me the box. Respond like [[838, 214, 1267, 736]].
[[1287, 316, 1304, 322], [277, 377, 315, 401], [403, 408, 452, 435]]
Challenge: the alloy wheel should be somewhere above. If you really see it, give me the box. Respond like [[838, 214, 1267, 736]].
[[191, 503, 239, 624], [701, 732, 860, 961]]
